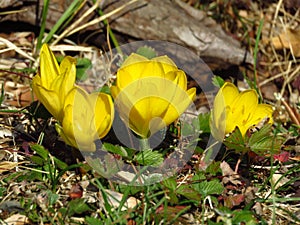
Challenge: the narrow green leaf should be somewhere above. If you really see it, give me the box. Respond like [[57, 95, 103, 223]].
[[30, 144, 49, 160], [44, 0, 84, 43]]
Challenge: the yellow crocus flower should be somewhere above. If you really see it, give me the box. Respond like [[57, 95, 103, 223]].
[[32, 44, 76, 121], [210, 82, 274, 141], [56, 87, 114, 152], [111, 53, 196, 138]]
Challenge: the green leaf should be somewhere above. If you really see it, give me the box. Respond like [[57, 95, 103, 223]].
[[248, 124, 284, 155], [53, 157, 68, 170], [102, 142, 128, 157], [198, 113, 211, 133], [212, 76, 225, 88], [68, 198, 91, 216], [30, 155, 44, 166], [193, 179, 224, 198], [85, 217, 103, 225], [0, 83, 5, 105], [97, 85, 111, 95], [76, 58, 92, 81], [250, 136, 284, 155], [136, 46, 157, 59], [47, 190, 59, 206], [134, 149, 163, 166], [232, 210, 257, 224], [224, 127, 248, 153], [30, 144, 49, 160], [176, 185, 201, 201], [162, 177, 177, 191], [248, 123, 272, 144]]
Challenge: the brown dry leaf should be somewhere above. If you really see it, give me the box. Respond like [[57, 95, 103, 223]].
[[270, 172, 290, 190], [272, 28, 300, 57], [223, 194, 245, 208], [4, 213, 29, 225], [220, 161, 242, 186], [4, 81, 35, 107], [0, 161, 17, 174]]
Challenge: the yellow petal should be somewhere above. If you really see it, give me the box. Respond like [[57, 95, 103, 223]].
[[39, 44, 59, 87], [32, 84, 62, 120], [92, 92, 114, 138], [245, 104, 274, 128], [58, 56, 77, 96], [122, 53, 149, 67], [213, 82, 239, 136], [152, 55, 177, 73], [227, 90, 258, 135]]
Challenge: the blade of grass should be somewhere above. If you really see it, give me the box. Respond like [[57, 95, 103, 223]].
[[44, 0, 85, 44], [252, 19, 264, 100], [36, 0, 50, 52]]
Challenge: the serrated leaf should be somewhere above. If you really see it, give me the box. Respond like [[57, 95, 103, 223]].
[[134, 149, 163, 166], [193, 179, 224, 198], [176, 185, 201, 201], [136, 46, 157, 59], [250, 136, 284, 155], [248, 123, 272, 145], [224, 127, 248, 153], [162, 177, 177, 191], [248, 124, 284, 155], [30, 144, 49, 160]]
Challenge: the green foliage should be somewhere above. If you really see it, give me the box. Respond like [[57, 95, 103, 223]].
[[30, 144, 83, 191], [136, 46, 157, 59], [192, 179, 224, 198], [198, 113, 211, 133], [212, 75, 225, 87], [0, 83, 4, 105], [134, 149, 163, 166], [76, 57, 92, 81], [68, 198, 92, 216], [224, 124, 284, 155], [102, 142, 128, 157]]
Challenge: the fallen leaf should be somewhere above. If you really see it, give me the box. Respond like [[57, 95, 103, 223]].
[[223, 194, 245, 208], [273, 151, 290, 163], [0, 161, 18, 174], [272, 28, 300, 57], [220, 161, 242, 186], [271, 172, 290, 190], [4, 214, 29, 225]]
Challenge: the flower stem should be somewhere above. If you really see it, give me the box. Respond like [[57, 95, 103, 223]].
[[139, 138, 151, 151]]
